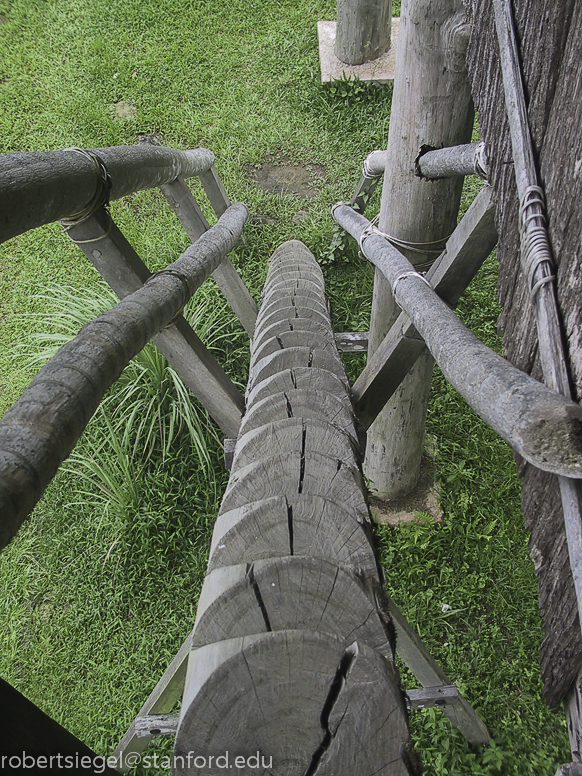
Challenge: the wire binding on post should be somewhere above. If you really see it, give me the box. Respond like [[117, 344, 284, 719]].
[[59, 148, 113, 228], [519, 185, 556, 298]]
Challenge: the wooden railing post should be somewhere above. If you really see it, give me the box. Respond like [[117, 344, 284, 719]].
[[335, 0, 392, 65], [364, 0, 474, 500]]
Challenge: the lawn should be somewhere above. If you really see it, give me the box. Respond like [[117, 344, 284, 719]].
[[0, 0, 570, 773]]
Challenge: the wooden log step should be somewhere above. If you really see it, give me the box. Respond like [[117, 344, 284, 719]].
[[246, 366, 350, 407], [251, 317, 334, 357], [262, 266, 324, 289], [237, 389, 357, 440], [262, 276, 325, 301], [253, 305, 331, 338], [207, 495, 378, 577], [251, 330, 340, 364], [191, 557, 393, 656], [247, 347, 345, 394], [174, 630, 414, 776], [268, 238, 320, 264], [232, 418, 358, 470], [254, 294, 330, 328], [220, 451, 369, 522]]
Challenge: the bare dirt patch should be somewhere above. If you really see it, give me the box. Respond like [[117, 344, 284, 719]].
[[249, 155, 326, 199]]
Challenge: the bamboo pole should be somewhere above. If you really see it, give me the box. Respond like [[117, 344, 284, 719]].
[[0, 203, 248, 553], [364, 0, 474, 499]]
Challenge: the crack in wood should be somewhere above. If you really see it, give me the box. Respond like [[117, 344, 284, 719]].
[[246, 564, 272, 632], [287, 502, 294, 556], [302, 643, 357, 776]]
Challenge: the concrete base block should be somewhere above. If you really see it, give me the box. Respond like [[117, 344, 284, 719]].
[[317, 18, 400, 84]]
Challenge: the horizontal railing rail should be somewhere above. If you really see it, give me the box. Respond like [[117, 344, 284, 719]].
[[0, 144, 215, 243], [0, 203, 248, 553], [332, 202, 582, 480]]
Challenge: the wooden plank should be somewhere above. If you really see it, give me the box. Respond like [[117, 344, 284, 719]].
[[352, 184, 497, 428], [112, 630, 192, 771], [198, 164, 231, 217], [406, 685, 460, 710], [383, 595, 490, 744], [192, 557, 392, 656], [66, 207, 244, 439], [0, 204, 248, 551], [0, 677, 121, 773], [134, 714, 179, 738], [175, 631, 414, 776], [160, 177, 258, 336], [207, 494, 378, 577]]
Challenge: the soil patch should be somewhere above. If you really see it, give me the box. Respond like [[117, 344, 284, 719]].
[[249, 156, 326, 199]]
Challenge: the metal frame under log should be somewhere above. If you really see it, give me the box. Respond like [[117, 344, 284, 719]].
[[332, 202, 582, 479]]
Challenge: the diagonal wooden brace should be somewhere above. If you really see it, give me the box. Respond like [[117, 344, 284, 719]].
[[352, 184, 497, 429], [160, 176, 258, 336], [66, 207, 244, 438]]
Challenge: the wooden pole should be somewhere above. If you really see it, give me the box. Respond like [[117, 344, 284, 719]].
[[364, 0, 474, 500], [335, 0, 392, 65]]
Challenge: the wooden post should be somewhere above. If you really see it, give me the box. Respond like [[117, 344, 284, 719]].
[[335, 0, 392, 65], [364, 0, 474, 500]]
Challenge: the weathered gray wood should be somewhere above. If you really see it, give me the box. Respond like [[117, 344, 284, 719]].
[[0, 144, 215, 243], [66, 207, 245, 438], [251, 318, 334, 357], [134, 714, 180, 738], [467, 0, 582, 709], [555, 766, 582, 776], [416, 141, 489, 180], [255, 291, 330, 325], [351, 184, 498, 427], [247, 347, 345, 395], [246, 365, 350, 407], [223, 437, 237, 469], [0, 204, 247, 552], [384, 595, 490, 744], [334, 203, 582, 478], [406, 685, 459, 710], [198, 164, 231, 218], [335, 0, 392, 65], [565, 668, 582, 760], [237, 389, 357, 440], [207, 495, 378, 577], [252, 330, 339, 364], [232, 418, 358, 470], [221, 451, 369, 521], [365, 0, 474, 499], [192, 557, 392, 656], [175, 631, 414, 776], [334, 331, 369, 352], [112, 630, 193, 771], [160, 176, 258, 336], [254, 305, 331, 337]]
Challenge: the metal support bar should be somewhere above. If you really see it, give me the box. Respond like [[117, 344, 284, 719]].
[[352, 184, 497, 427], [161, 177, 258, 336], [386, 595, 490, 743]]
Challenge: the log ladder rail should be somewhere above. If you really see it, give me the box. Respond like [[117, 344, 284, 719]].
[[0, 143, 257, 770]]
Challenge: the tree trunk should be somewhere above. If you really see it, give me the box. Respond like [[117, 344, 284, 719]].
[[335, 0, 392, 65], [364, 0, 474, 500]]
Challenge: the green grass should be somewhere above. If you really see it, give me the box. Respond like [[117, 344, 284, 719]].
[[0, 0, 571, 772]]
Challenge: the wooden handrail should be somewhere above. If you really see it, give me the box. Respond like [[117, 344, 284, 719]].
[[0, 144, 215, 244], [0, 203, 248, 553], [332, 202, 582, 479]]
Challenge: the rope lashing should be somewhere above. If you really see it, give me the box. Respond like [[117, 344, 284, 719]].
[[391, 270, 432, 304], [474, 142, 490, 180], [358, 212, 450, 271], [59, 147, 112, 228], [519, 185, 556, 298]]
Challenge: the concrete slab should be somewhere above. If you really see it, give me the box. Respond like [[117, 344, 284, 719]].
[[317, 18, 400, 84]]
